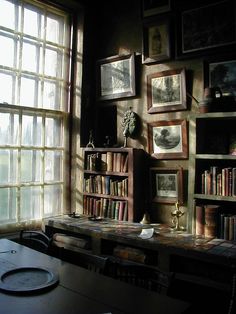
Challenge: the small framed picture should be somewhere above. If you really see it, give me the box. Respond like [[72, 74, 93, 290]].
[[148, 119, 188, 159], [142, 16, 171, 65], [147, 68, 186, 114], [96, 53, 136, 101], [142, 0, 171, 18], [204, 58, 236, 99], [150, 167, 183, 204]]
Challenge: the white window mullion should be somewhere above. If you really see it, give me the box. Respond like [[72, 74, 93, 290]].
[[16, 111, 23, 223], [41, 114, 46, 218]]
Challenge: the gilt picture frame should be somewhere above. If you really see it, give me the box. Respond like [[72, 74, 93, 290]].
[[96, 53, 136, 101], [150, 167, 183, 204], [147, 68, 186, 113], [148, 119, 188, 159]]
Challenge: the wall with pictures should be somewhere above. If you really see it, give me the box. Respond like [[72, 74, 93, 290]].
[[79, 0, 236, 227]]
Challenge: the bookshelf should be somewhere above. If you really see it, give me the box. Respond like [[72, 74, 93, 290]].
[[188, 112, 236, 240], [83, 147, 147, 222]]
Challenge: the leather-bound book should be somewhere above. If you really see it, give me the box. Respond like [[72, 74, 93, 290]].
[[204, 205, 220, 237], [195, 205, 205, 236]]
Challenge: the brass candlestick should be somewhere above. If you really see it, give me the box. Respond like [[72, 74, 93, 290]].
[[171, 201, 185, 232]]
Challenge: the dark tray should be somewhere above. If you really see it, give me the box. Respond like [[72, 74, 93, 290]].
[[0, 266, 59, 294]]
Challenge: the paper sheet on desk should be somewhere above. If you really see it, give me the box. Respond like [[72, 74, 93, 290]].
[[138, 228, 154, 239]]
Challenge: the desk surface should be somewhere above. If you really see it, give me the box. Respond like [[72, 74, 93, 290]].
[[44, 215, 236, 266], [0, 239, 190, 314]]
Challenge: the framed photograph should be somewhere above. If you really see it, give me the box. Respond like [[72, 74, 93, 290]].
[[148, 119, 188, 159], [96, 53, 136, 101], [176, 0, 236, 58], [142, 0, 171, 17], [142, 16, 171, 64], [204, 58, 236, 99], [150, 167, 183, 204], [147, 68, 186, 114]]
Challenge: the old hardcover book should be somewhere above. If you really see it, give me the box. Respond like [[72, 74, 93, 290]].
[[195, 205, 205, 236], [113, 245, 146, 263], [204, 205, 220, 237]]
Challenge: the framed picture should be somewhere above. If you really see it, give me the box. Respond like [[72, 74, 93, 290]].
[[150, 167, 183, 204], [142, 0, 171, 17], [176, 0, 236, 59], [204, 58, 236, 99], [148, 119, 188, 159], [147, 68, 186, 114], [142, 16, 171, 64], [96, 53, 136, 101]]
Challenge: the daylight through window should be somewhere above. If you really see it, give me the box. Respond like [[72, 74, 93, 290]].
[[0, 0, 72, 230]]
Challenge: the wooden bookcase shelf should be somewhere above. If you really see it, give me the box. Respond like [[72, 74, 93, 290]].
[[188, 112, 236, 240], [83, 147, 147, 222]]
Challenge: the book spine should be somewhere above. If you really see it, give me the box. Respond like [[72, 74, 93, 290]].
[[195, 205, 205, 236], [204, 205, 219, 237]]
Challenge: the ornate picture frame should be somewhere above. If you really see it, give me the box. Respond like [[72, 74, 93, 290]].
[[150, 167, 183, 204], [147, 68, 186, 113], [148, 119, 188, 159], [142, 16, 171, 65], [96, 53, 136, 101]]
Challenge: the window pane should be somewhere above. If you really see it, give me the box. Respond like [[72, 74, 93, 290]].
[[22, 41, 39, 73], [45, 117, 62, 147], [0, 112, 19, 145], [21, 150, 41, 182], [46, 14, 63, 44], [0, 149, 17, 184], [20, 186, 41, 220], [0, 188, 17, 222], [42, 80, 58, 110], [44, 184, 62, 216], [23, 4, 43, 38], [0, 72, 13, 104], [22, 115, 42, 146], [44, 48, 59, 77], [0, 0, 16, 30], [20, 77, 36, 107], [0, 35, 15, 68], [45, 150, 62, 181]]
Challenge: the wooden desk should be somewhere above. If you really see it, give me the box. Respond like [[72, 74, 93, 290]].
[[0, 239, 190, 314]]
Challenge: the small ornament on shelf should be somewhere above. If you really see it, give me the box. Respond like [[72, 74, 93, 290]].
[[170, 201, 186, 232]]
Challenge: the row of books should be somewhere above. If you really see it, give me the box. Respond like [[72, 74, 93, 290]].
[[83, 196, 128, 221], [195, 204, 236, 240], [86, 152, 128, 172], [200, 166, 236, 197], [83, 175, 128, 197]]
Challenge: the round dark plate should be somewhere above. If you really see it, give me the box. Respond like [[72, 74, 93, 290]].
[[0, 267, 59, 294]]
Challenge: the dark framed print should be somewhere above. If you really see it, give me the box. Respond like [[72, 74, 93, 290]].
[[142, 16, 171, 64], [148, 119, 188, 159], [150, 167, 183, 204], [142, 0, 171, 17], [176, 0, 236, 59], [96, 54, 136, 101], [147, 68, 186, 114], [204, 58, 236, 99]]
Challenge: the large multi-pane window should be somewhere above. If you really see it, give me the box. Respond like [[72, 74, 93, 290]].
[[0, 0, 72, 230]]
